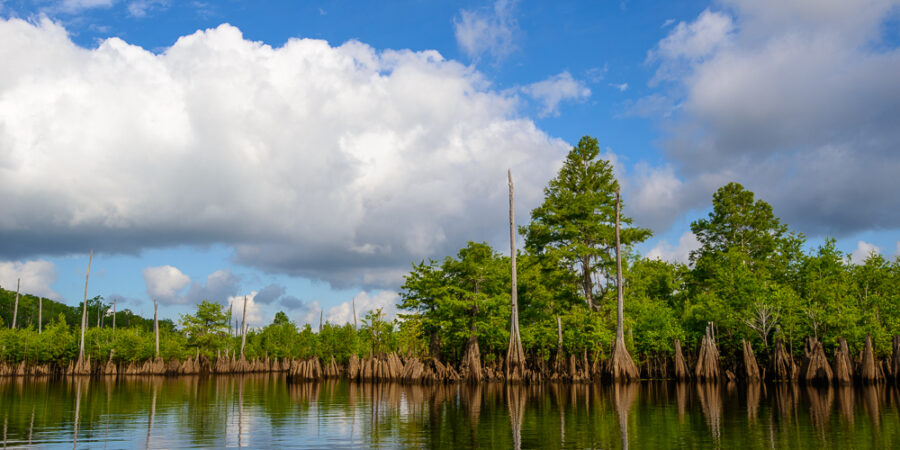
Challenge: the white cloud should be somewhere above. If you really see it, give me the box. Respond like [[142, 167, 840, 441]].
[[646, 232, 700, 264], [850, 240, 880, 264], [896, 242, 900, 258], [142, 265, 189, 303], [522, 71, 591, 117], [0, 18, 568, 288], [56, 0, 116, 13], [0, 259, 59, 299], [127, 0, 167, 18], [454, 0, 518, 62], [641, 1, 900, 238], [610, 82, 628, 92], [227, 292, 264, 328], [326, 290, 399, 326]]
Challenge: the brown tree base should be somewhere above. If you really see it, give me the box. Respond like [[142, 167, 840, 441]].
[[606, 337, 639, 382]]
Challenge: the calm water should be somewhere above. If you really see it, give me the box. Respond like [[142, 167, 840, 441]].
[[1, 375, 899, 448]]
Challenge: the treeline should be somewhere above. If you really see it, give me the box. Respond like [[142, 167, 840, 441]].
[[0, 296, 412, 367], [398, 136, 900, 377], [1, 136, 898, 381]]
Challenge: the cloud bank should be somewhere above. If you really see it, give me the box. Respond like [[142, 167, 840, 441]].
[[638, 0, 900, 236], [0, 18, 568, 289]]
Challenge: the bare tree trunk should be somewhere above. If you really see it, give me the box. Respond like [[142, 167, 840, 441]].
[[240, 295, 248, 358], [38, 296, 42, 334], [606, 190, 639, 382], [319, 310, 323, 333], [154, 298, 160, 358], [582, 258, 594, 311], [229, 303, 234, 336], [111, 298, 116, 332], [353, 296, 358, 331], [97, 303, 102, 328], [11, 278, 19, 329], [79, 250, 93, 362], [505, 170, 526, 382]]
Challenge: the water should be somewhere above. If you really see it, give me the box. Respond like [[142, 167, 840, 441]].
[[1, 376, 899, 448]]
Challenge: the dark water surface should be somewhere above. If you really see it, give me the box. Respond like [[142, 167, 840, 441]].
[[1, 375, 899, 448]]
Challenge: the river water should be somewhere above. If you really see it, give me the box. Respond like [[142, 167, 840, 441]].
[[1, 375, 898, 448]]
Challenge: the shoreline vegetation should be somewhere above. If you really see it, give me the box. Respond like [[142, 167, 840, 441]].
[[2, 136, 900, 387]]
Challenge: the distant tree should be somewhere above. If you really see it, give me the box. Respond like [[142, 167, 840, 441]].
[[180, 300, 230, 356], [524, 136, 651, 311]]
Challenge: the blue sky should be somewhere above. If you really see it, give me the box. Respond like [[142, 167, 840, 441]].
[[1, 0, 898, 326]]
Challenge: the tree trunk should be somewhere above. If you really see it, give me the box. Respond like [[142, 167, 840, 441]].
[[674, 339, 690, 381], [606, 189, 639, 382], [505, 170, 526, 382], [111, 298, 116, 332], [11, 278, 19, 329], [892, 336, 900, 384], [154, 298, 160, 358], [240, 295, 248, 358], [800, 336, 832, 385], [353, 296, 358, 331], [860, 334, 882, 383], [771, 338, 796, 381], [582, 257, 594, 311], [741, 339, 761, 382], [694, 322, 721, 381], [38, 296, 42, 334], [78, 250, 93, 362]]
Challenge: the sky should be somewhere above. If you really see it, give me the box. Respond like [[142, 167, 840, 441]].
[[0, 0, 898, 328]]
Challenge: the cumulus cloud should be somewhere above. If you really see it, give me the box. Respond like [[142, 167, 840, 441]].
[[522, 71, 591, 117], [142, 265, 240, 305], [326, 290, 399, 326], [0, 18, 568, 289], [640, 0, 900, 237], [454, 0, 518, 62], [850, 240, 881, 264], [227, 292, 263, 328], [0, 259, 59, 299], [645, 232, 701, 264], [142, 265, 190, 303]]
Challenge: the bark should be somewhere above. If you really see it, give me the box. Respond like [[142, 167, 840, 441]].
[[859, 334, 882, 384], [154, 299, 160, 358], [240, 295, 248, 358], [892, 336, 900, 384], [505, 170, 526, 382], [771, 338, 797, 381], [606, 189, 639, 382], [800, 337, 832, 385], [111, 298, 116, 332], [694, 322, 721, 381], [78, 250, 93, 363], [832, 337, 853, 385], [674, 339, 691, 381], [460, 332, 483, 383], [11, 278, 19, 329], [38, 296, 42, 334], [741, 339, 761, 382]]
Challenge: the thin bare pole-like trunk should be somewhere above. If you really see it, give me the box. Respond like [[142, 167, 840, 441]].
[[112, 298, 116, 332], [319, 310, 323, 333], [154, 298, 160, 358], [79, 250, 93, 362], [353, 297, 358, 331], [606, 189, 639, 381], [229, 303, 234, 336], [505, 170, 526, 381], [240, 295, 248, 358], [38, 296, 42, 334], [615, 190, 625, 342], [11, 278, 19, 329]]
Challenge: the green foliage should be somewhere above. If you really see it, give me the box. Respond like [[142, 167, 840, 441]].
[[523, 135, 651, 309], [180, 300, 231, 357]]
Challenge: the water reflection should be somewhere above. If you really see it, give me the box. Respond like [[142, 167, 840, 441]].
[[1, 377, 900, 448]]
